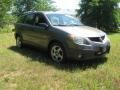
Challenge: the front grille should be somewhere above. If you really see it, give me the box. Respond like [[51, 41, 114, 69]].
[[89, 35, 105, 42]]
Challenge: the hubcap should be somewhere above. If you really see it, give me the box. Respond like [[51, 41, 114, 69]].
[[16, 37, 22, 48], [51, 45, 63, 62]]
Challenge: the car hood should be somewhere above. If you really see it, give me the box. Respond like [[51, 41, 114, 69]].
[[55, 26, 106, 37]]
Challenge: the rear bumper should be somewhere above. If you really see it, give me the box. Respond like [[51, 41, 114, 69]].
[[66, 41, 110, 60]]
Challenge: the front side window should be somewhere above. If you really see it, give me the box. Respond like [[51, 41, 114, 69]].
[[24, 14, 34, 25], [34, 14, 47, 25], [46, 14, 83, 26]]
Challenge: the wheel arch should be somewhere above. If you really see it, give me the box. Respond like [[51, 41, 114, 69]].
[[48, 39, 68, 57], [48, 39, 64, 50], [15, 33, 22, 39]]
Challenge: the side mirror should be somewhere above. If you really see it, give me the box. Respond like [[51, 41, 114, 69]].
[[38, 23, 49, 29]]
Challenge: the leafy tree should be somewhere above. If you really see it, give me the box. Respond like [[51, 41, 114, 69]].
[[77, 0, 119, 32], [0, 0, 12, 27], [35, 0, 56, 11], [13, 0, 55, 17]]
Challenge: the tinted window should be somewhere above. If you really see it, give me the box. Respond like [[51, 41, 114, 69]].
[[24, 14, 34, 24]]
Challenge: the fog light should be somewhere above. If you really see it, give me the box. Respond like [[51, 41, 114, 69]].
[[78, 54, 82, 58], [96, 51, 102, 55]]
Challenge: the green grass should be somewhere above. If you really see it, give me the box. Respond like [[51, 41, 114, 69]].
[[0, 32, 120, 90], [0, 25, 13, 33]]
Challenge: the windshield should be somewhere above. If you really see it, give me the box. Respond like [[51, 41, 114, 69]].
[[46, 14, 83, 26]]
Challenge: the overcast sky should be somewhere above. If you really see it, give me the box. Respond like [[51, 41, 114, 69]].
[[53, 0, 120, 10], [118, 2, 120, 7], [53, 0, 80, 10]]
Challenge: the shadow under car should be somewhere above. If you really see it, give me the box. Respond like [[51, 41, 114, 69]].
[[8, 45, 108, 72]]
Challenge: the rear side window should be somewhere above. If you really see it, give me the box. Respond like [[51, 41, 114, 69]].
[[24, 14, 34, 25]]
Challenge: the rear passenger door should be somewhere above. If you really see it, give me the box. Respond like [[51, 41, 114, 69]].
[[22, 13, 36, 44]]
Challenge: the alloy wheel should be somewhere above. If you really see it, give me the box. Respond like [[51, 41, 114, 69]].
[[50, 45, 64, 63]]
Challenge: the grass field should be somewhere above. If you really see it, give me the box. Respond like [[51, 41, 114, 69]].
[[0, 32, 120, 90]]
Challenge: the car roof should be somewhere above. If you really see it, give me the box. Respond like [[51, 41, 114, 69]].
[[24, 11, 65, 15]]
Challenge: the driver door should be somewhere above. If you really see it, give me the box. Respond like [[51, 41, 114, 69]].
[[31, 13, 50, 49]]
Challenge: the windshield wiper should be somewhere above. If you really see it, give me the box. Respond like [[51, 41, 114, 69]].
[[72, 25, 80, 26], [54, 24, 82, 26], [69, 24, 83, 26], [54, 24, 67, 26]]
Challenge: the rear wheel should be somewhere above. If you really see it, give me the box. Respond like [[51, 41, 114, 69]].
[[49, 43, 65, 63], [16, 36, 23, 48]]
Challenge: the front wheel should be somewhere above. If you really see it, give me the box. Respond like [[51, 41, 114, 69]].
[[49, 43, 65, 63]]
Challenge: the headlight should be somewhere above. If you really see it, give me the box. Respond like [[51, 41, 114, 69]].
[[69, 35, 90, 45], [105, 34, 110, 42], [74, 37, 85, 44]]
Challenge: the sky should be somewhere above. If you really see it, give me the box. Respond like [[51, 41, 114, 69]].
[[53, 0, 120, 10], [53, 0, 80, 10]]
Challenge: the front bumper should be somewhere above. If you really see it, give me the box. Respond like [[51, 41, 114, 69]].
[[66, 41, 110, 60]]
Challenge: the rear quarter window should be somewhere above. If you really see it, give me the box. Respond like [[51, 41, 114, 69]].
[[17, 15, 25, 23]]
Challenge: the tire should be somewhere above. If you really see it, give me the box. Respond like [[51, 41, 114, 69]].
[[16, 36, 23, 48], [49, 43, 66, 63]]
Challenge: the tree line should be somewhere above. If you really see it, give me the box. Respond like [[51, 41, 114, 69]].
[[77, 0, 120, 32], [0, 0, 120, 32], [0, 0, 55, 27]]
